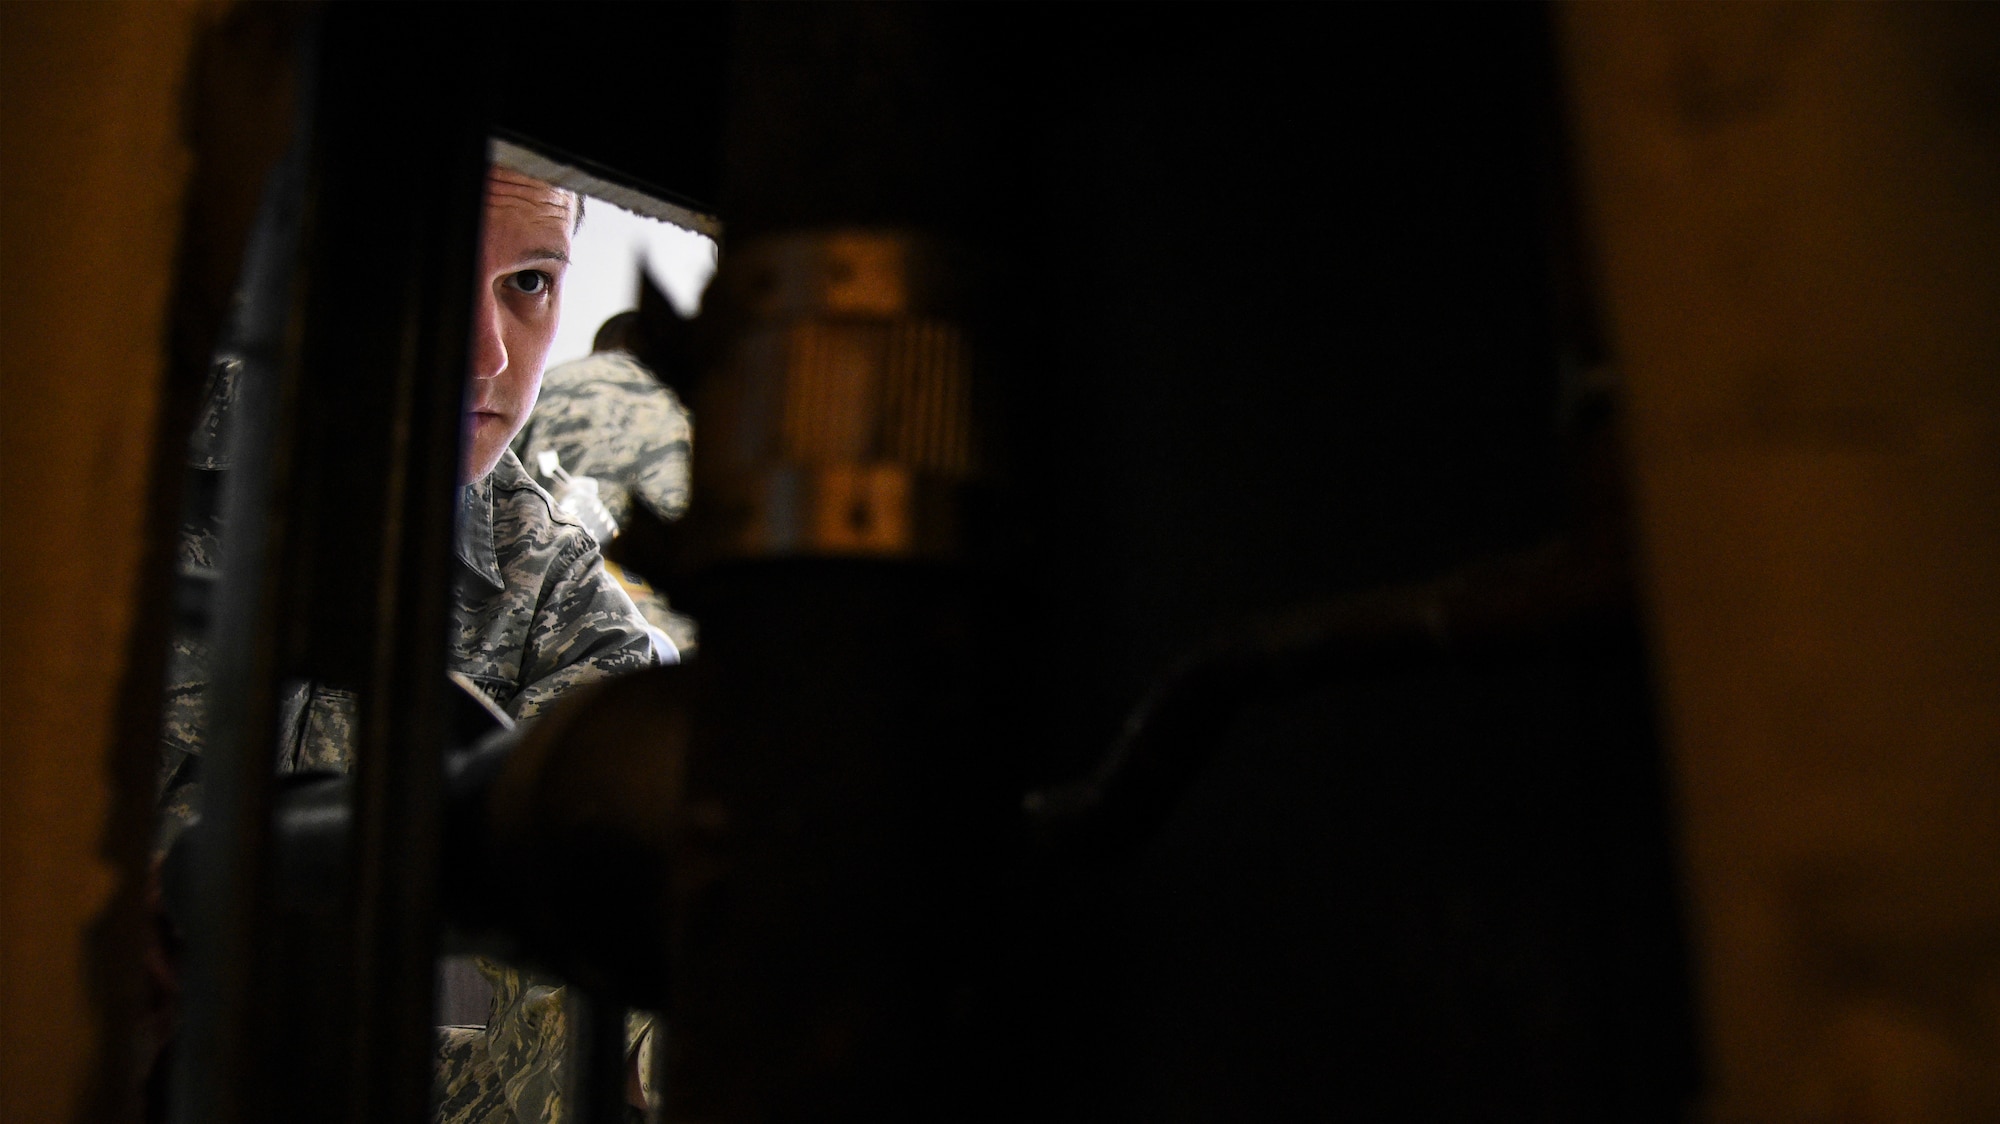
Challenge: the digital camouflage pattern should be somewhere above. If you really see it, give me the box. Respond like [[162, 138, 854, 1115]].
[[515, 348, 698, 654], [603, 560, 698, 661], [156, 355, 237, 837], [156, 448, 665, 819], [158, 444, 665, 1123], [515, 350, 691, 529], [448, 447, 670, 716], [438, 448, 666, 1121], [188, 354, 242, 471]]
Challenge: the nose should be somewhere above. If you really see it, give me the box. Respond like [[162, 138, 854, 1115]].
[[469, 283, 507, 382]]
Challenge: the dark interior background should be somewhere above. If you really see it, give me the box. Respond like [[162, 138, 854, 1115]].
[[492, 4, 1693, 1118], [501, 2, 1577, 767]]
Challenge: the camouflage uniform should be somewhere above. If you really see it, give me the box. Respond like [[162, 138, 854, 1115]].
[[515, 350, 696, 657], [159, 427, 665, 1122], [515, 350, 691, 530]]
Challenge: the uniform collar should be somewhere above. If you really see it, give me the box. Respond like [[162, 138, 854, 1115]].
[[455, 468, 505, 591]]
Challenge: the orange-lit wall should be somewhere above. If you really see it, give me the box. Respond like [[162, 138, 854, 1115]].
[[0, 4, 209, 1120], [1563, 4, 2000, 1118]]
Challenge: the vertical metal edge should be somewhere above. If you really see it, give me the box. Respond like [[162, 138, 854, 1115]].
[[168, 14, 322, 1123], [335, 15, 496, 1123]]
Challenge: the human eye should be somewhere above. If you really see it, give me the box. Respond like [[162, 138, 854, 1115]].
[[505, 269, 553, 296]]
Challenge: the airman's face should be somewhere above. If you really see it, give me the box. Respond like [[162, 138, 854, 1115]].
[[462, 169, 575, 483]]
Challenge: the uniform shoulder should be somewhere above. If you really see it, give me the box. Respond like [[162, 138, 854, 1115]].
[[540, 351, 657, 393], [544, 352, 668, 396]]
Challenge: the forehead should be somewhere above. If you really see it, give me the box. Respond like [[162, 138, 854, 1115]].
[[483, 169, 577, 245]]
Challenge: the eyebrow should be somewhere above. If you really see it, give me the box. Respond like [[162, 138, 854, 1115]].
[[520, 246, 570, 265]]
